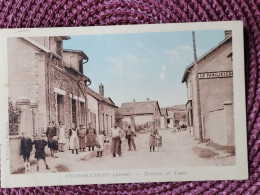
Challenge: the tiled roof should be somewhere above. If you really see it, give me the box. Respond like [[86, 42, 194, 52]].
[[63, 49, 88, 60], [87, 87, 117, 107], [120, 101, 160, 116], [174, 112, 186, 120]]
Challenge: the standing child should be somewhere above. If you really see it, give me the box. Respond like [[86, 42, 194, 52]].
[[58, 122, 66, 152], [156, 134, 163, 152], [20, 132, 33, 172], [96, 130, 105, 157], [32, 134, 50, 172]]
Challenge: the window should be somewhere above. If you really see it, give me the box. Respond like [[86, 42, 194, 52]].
[[79, 60, 83, 74], [53, 57, 62, 69], [90, 112, 96, 129], [72, 99, 77, 124], [80, 102, 85, 125], [106, 115, 108, 133], [57, 94, 64, 124], [57, 41, 62, 56]]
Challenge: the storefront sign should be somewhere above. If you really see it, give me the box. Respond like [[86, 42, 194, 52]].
[[198, 71, 233, 79]]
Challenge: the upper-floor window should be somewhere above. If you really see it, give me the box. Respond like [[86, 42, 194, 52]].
[[53, 57, 62, 69], [79, 60, 83, 74], [57, 41, 62, 56]]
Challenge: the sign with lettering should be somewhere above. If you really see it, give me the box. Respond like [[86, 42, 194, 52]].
[[198, 71, 233, 79]]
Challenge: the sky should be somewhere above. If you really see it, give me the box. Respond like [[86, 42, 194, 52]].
[[63, 29, 225, 108]]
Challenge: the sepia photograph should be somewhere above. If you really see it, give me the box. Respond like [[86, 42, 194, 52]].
[[1, 22, 248, 188]]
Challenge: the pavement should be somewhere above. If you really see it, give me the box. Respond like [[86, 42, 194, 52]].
[[21, 128, 235, 174]]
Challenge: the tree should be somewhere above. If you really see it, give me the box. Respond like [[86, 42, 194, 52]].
[[9, 98, 21, 135]]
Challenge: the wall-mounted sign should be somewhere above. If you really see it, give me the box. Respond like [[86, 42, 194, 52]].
[[198, 71, 233, 79]]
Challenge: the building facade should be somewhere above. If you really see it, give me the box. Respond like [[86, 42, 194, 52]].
[[166, 105, 187, 128], [119, 100, 161, 130], [8, 37, 90, 172], [98, 84, 117, 136], [86, 84, 117, 136], [182, 31, 234, 146]]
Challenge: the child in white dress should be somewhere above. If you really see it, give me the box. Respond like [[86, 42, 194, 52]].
[[96, 130, 105, 157]]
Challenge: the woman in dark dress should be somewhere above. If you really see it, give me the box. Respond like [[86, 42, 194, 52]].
[[20, 132, 33, 172], [32, 134, 50, 172], [46, 121, 58, 158], [86, 123, 96, 151], [78, 125, 86, 151]]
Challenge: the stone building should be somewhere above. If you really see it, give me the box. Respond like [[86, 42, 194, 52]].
[[86, 84, 117, 136], [119, 100, 161, 130], [182, 31, 234, 146], [98, 84, 117, 136], [8, 36, 90, 172]]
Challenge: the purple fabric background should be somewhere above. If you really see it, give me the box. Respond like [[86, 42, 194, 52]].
[[0, 0, 259, 194]]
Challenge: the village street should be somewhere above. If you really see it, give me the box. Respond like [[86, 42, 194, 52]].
[[20, 129, 235, 174]]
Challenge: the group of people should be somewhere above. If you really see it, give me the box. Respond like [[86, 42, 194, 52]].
[[20, 120, 161, 172], [20, 132, 50, 172], [46, 121, 105, 156]]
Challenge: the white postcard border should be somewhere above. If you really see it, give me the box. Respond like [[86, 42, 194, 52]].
[[0, 21, 248, 188]]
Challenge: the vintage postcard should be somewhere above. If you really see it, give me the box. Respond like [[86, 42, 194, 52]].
[[0, 21, 248, 188]]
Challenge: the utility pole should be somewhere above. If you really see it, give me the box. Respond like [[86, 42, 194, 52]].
[[192, 31, 203, 142]]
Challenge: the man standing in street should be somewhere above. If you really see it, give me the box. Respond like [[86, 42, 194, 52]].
[[125, 125, 137, 151], [111, 122, 125, 157]]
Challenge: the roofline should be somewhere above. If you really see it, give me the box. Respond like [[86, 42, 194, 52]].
[[181, 35, 232, 83], [87, 87, 117, 107], [22, 37, 61, 59], [63, 49, 89, 61]]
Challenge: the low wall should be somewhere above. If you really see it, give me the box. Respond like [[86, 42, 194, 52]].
[[208, 102, 234, 146]]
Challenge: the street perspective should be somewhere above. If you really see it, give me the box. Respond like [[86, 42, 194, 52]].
[[1, 22, 248, 188], [8, 30, 235, 173]]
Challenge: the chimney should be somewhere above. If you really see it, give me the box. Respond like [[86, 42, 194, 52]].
[[224, 30, 232, 39], [99, 83, 104, 97], [146, 98, 149, 101]]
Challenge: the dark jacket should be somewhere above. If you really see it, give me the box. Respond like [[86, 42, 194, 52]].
[[20, 137, 33, 155], [46, 126, 57, 140]]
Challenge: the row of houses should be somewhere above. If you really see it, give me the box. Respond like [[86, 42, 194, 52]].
[[118, 99, 187, 130], [8, 36, 116, 172]]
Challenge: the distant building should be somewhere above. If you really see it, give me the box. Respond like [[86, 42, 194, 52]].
[[167, 105, 186, 128], [119, 100, 161, 130], [182, 31, 234, 146], [160, 108, 168, 129], [86, 84, 117, 136]]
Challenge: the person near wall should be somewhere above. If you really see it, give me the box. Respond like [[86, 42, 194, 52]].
[[78, 125, 86, 152], [125, 125, 137, 151], [32, 134, 50, 172], [46, 121, 58, 158], [149, 122, 158, 152], [96, 130, 105, 157], [86, 123, 96, 151], [58, 122, 66, 152], [20, 132, 33, 172], [69, 123, 79, 154], [111, 122, 125, 157]]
